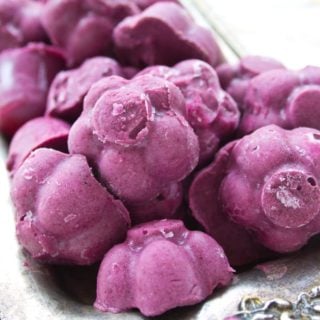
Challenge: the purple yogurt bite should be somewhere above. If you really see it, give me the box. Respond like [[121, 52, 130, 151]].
[[0, 0, 47, 53], [95, 219, 233, 316], [138, 60, 240, 165], [113, 2, 224, 68], [68, 74, 199, 223], [189, 141, 273, 267], [11, 148, 130, 265], [41, 0, 139, 67], [7, 117, 70, 174], [239, 66, 320, 135], [217, 56, 285, 110], [212, 125, 320, 253], [0, 43, 65, 138], [46, 57, 124, 122]]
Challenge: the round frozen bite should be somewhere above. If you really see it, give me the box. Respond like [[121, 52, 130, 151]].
[[0, 0, 47, 52], [213, 125, 320, 253], [68, 74, 199, 222], [189, 141, 273, 266], [113, 3, 224, 67], [138, 60, 240, 165], [239, 66, 320, 135], [42, 0, 139, 67], [95, 219, 233, 316], [217, 56, 285, 109], [0, 43, 65, 138], [11, 148, 130, 265], [7, 117, 70, 174], [47, 57, 124, 122]]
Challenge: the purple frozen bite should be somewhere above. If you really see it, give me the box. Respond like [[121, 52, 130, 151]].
[[95, 219, 233, 316], [11, 148, 130, 265]]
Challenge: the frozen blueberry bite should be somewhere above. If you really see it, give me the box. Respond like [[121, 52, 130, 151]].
[[113, 2, 224, 67], [42, 0, 139, 67], [138, 60, 240, 164], [7, 117, 70, 174], [239, 66, 320, 135], [0, 43, 65, 137], [189, 141, 273, 266], [68, 74, 199, 223], [0, 0, 47, 52], [217, 56, 285, 110], [192, 125, 320, 254], [95, 219, 233, 316], [11, 148, 130, 265], [46, 57, 124, 122]]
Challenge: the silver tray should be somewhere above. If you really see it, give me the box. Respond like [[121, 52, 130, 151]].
[[1, 1, 320, 319]]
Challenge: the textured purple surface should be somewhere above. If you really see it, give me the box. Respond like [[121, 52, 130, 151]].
[[95, 219, 233, 316], [7, 116, 70, 174], [202, 125, 320, 253], [239, 66, 320, 135], [68, 74, 199, 223], [0, 43, 65, 137], [217, 55, 285, 110], [113, 2, 224, 67], [138, 59, 239, 165], [42, 0, 139, 67], [189, 141, 273, 266], [11, 148, 130, 265], [46, 57, 124, 122], [0, 0, 47, 52]]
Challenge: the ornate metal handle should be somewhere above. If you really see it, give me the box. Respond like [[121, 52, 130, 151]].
[[227, 286, 320, 319]]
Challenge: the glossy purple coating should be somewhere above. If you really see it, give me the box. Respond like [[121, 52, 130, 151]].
[[11, 148, 131, 265], [113, 2, 224, 68], [133, 0, 179, 10], [189, 141, 273, 266], [217, 56, 285, 109], [0, 0, 47, 52], [0, 43, 65, 137], [95, 219, 233, 316], [41, 0, 139, 67], [68, 74, 199, 223], [208, 125, 320, 253], [7, 117, 70, 174], [138, 60, 240, 165], [46, 57, 124, 122], [239, 66, 320, 135]]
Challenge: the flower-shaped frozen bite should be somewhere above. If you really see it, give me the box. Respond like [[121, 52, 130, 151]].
[[42, 0, 139, 67], [11, 148, 130, 265], [217, 56, 285, 110], [7, 117, 70, 174], [0, 43, 65, 137], [138, 60, 240, 164], [113, 2, 224, 67], [0, 0, 47, 52], [239, 66, 320, 135], [189, 141, 273, 266], [95, 219, 233, 316], [46, 57, 124, 122], [68, 74, 199, 222], [204, 125, 320, 253]]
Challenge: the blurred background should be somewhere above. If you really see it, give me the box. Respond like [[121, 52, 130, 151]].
[[195, 0, 320, 68]]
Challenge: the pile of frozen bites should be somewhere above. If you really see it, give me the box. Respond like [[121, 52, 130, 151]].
[[2, 0, 320, 317]]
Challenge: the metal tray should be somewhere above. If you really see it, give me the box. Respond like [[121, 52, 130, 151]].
[[1, 1, 320, 319]]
